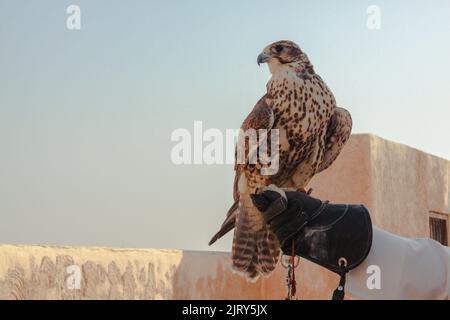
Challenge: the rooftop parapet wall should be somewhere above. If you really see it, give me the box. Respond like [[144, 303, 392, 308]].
[[0, 134, 449, 299], [0, 244, 327, 299], [0, 243, 342, 299]]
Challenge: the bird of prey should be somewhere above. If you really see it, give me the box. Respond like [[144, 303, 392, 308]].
[[209, 40, 352, 279]]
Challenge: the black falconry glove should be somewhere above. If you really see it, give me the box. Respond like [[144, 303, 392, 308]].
[[250, 189, 373, 300]]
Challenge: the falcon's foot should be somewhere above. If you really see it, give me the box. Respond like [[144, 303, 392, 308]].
[[256, 184, 287, 201]]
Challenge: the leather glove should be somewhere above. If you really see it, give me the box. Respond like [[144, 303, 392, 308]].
[[251, 189, 373, 300]]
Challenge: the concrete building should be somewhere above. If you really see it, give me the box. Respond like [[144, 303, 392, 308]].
[[0, 134, 449, 299]]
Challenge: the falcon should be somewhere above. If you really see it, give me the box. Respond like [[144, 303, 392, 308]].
[[209, 40, 352, 279]]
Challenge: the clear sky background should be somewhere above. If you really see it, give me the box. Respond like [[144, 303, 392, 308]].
[[0, 0, 449, 251]]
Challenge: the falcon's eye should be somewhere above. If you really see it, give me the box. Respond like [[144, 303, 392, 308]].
[[272, 45, 284, 54]]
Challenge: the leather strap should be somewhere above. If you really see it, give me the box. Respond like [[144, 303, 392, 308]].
[[332, 261, 348, 300]]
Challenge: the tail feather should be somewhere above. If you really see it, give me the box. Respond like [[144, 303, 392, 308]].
[[232, 202, 256, 271], [256, 228, 280, 274], [232, 199, 280, 279]]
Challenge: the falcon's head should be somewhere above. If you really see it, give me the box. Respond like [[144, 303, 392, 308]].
[[257, 40, 310, 74]]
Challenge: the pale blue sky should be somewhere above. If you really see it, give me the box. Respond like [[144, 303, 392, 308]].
[[0, 0, 449, 251]]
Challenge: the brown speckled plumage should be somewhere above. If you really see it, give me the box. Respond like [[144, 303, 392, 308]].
[[209, 40, 352, 279]]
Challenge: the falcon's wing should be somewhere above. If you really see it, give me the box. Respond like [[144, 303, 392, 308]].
[[317, 107, 352, 173], [233, 95, 275, 200], [208, 95, 274, 246]]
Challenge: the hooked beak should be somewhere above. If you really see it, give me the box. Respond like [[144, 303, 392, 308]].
[[257, 52, 270, 66]]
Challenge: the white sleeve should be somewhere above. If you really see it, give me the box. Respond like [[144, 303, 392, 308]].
[[346, 226, 450, 299]]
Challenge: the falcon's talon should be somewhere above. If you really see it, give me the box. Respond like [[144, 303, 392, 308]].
[[258, 184, 287, 201]]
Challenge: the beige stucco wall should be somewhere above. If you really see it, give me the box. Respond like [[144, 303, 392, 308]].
[[0, 244, 287, 299], [0, 243, 339, 300], [311, 134, 450, 237], [0, 134, 449, 300]]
